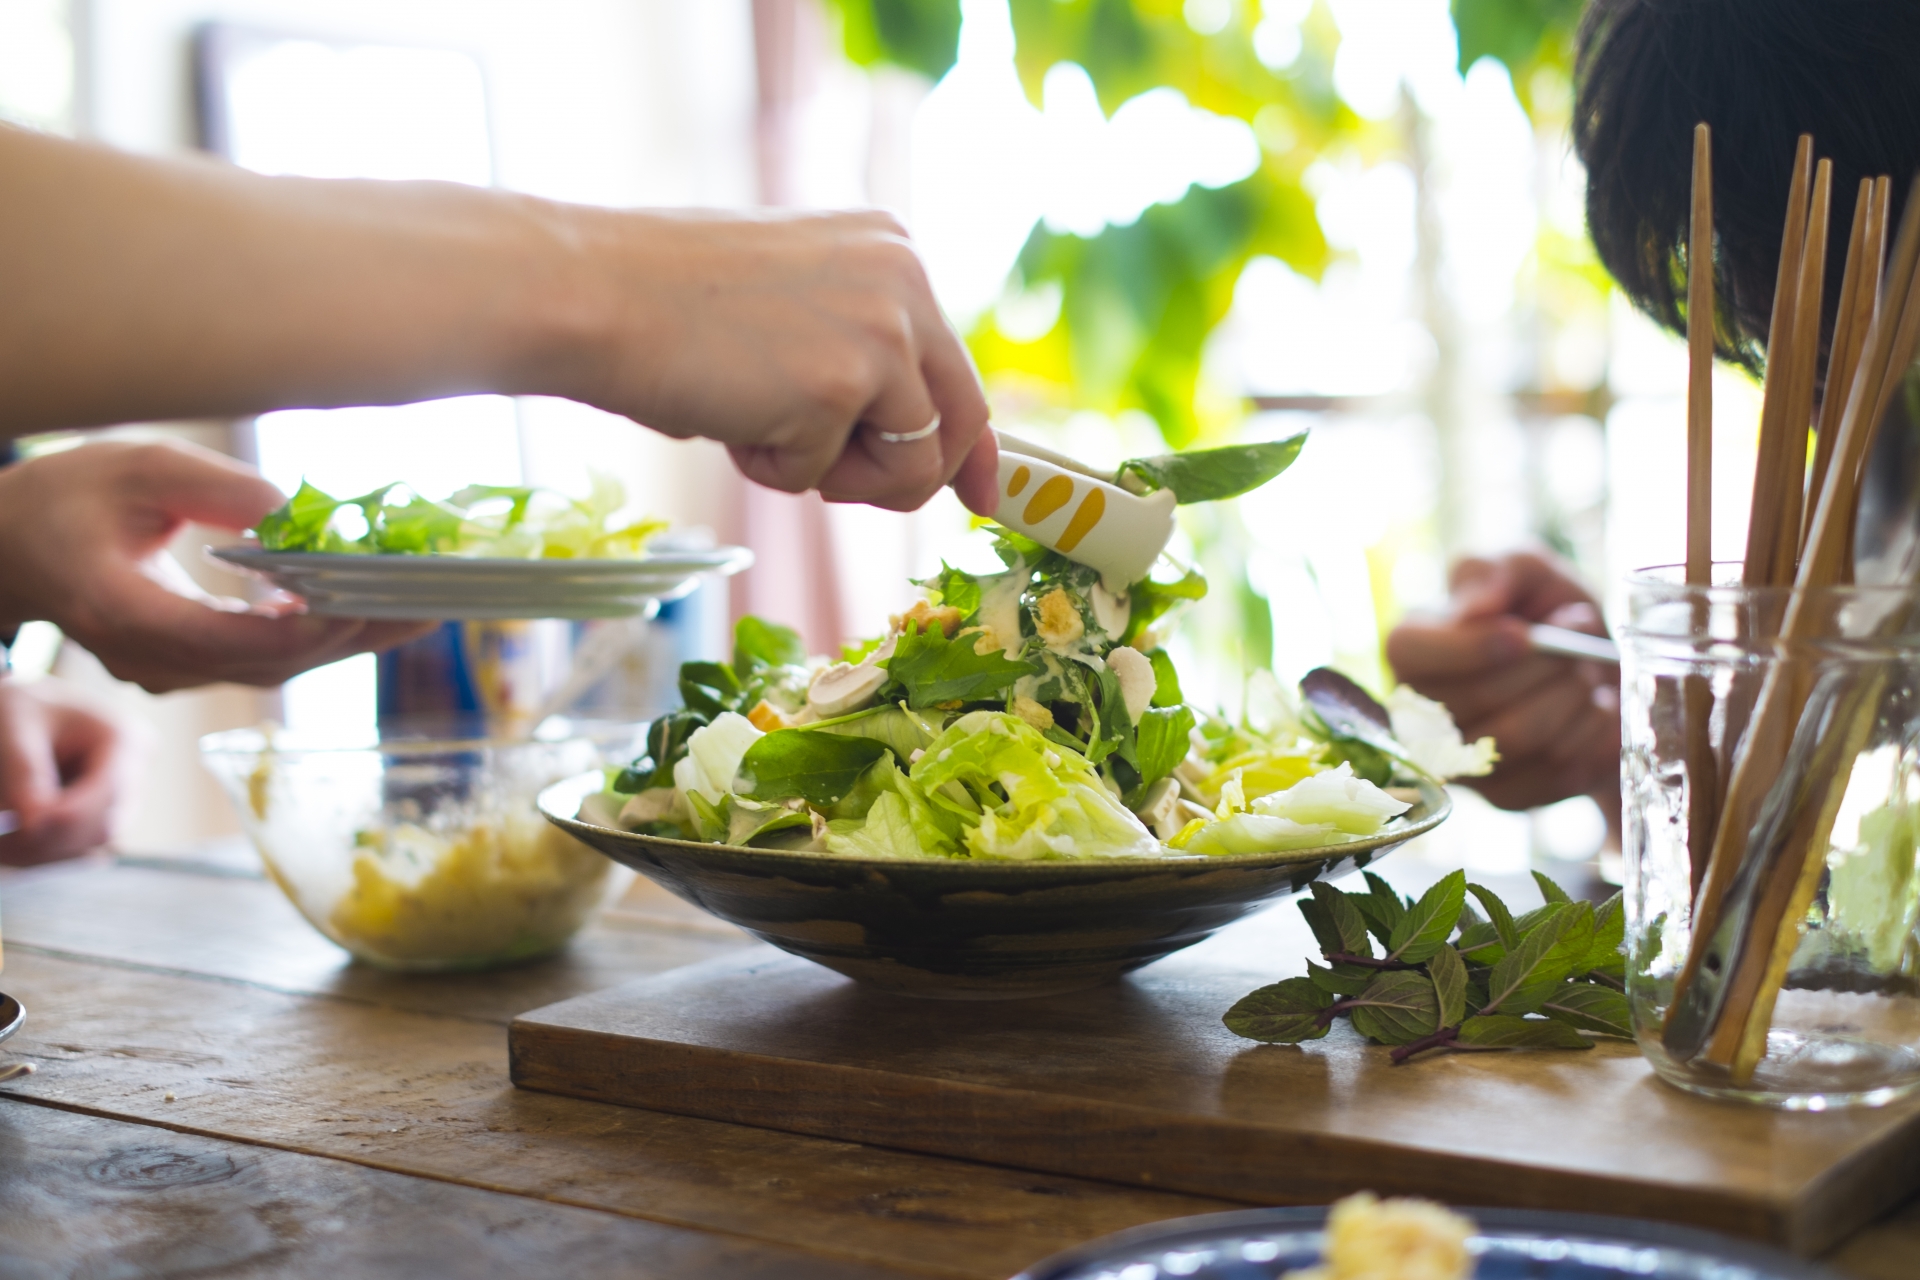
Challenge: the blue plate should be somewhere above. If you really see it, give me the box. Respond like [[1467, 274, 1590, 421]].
[[1011, 1207, 1840, 1280]]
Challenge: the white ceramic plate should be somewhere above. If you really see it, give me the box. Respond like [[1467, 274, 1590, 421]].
[[213, 545, 754, 620]]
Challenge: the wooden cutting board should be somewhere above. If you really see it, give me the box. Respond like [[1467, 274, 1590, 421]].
[[510, 945, 1920, 1255]]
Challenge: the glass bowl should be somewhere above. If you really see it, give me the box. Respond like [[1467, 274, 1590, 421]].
[[202, 727, 632, 971]]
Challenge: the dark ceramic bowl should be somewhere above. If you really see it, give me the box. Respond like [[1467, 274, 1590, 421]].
[[538, 773, 1449, 1000]]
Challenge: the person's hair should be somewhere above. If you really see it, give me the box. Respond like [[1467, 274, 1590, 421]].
[[1574, 0, 1920, 376]]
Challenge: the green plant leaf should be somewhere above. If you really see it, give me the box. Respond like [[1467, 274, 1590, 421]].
[[1131, 704, 1197, 796], [256, 480, 344, 551], [734, 616, 807, 674], [1429, 943, 1468, 1029], [1456, 1014, 1594, 1051], [724, 798, 814, 848], [1455, 919, 1506, 965], [1538, 982, 1634, 1039], [915, 562, 983, 619], [679, 661, 744, 719], [1350, 870, 1406, 946], [1532, 870, 1573, 905], [735, 730, 890, 807], [1306, 960, 1374, 997], [1481, 903, 1589, 1017], [1582, 891, 1627, 978], [825, 0, 962, 80], [615, 709, 709, 792], [1147, 648, 1185, 707], [808, 704, 938, 763], [1223, 977, 1333, 1043], [1468, 882, 1520, 950], [1346, 971, 1442, 1046], [1121, 567, 1209, 647], [1298, 896, 1342, 958], [1308, 881, 1373, 958], [883, 624, 1039, 709], [1118, 434, 1307, 503], [1387, 871, 1467, 965]]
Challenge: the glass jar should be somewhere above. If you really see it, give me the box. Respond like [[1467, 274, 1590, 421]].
[[1621, 565, 1920, 1107], [201, 726, 635, 971]]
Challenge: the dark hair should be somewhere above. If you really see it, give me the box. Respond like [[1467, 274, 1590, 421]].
[[1574, 0, 1920, 375]]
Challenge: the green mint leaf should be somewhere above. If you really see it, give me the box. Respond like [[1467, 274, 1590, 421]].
[[1538, 982, 1634, 1039], [1456, 1014, 1594, 1051], [1464, 976, 1491, 1016], [915, 562, 983, 619], [1386, 870, 1467, 965], [1346, 971, 1442, 1046], [735, 729, 890, 807], [1532, 870, 1573, 905], [1306, 960, 1375, 997], [1147, 648, 1184, 707], [1298, 897, 1343, 957], [679, 661, 745, 718], [1352, 871, 1406, 945], [882, 624, 1039, 709], [1120, 567, 1208, 647], [1468, 882, 1520, 950], [1581, 891, 1626, 978], [1454, 920, 1506, 965], [1117, 434, 1307, 504], [256, 480, 344, 551], [1131, 705, 1197, 794], [1428, 943, 1468, 1029], [1223, 978, 1333, 1043], [1481, 903, 1588, 1016], [733, 616, 807, 675], [1309, 882, 1374, 958]]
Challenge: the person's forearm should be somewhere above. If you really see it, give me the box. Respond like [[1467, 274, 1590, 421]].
[[0, 126, 609, 435]]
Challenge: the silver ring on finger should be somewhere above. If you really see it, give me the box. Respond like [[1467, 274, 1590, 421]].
[[871, 414, 941, 444]]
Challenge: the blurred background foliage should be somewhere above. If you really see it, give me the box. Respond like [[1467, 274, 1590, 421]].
[[829, 0, 1587, 449]]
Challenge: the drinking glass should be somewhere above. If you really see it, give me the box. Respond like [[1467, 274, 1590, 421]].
[[1621, 565, 1920, 1107]]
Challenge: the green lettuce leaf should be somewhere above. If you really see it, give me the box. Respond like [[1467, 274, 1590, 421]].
[[1118, 433, 1307, 504], [915, 562, 983, 619], [733, 616, 807, 673], [824, 759, 963, 857], [256, 481, 348, 552], [736, 729, 890, 807], [1130, 704, 1197, 797], [882, 625, 1038, 709], [910, 710, 1160, 860]]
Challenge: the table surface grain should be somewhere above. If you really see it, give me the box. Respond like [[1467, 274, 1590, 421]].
[[0, 854, 1915, 1279]]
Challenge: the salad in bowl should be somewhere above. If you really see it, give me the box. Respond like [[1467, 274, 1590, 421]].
[[577, 525, 1491, 866]]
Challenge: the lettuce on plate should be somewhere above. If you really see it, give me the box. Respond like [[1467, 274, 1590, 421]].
[[256, 472, 666, 559], [1386, 686, 1497, 779]]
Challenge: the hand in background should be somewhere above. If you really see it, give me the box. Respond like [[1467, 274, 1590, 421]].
[[1385, 550, 1621, 821], [584, 209, 998, 515], [0, 677, 127, 866], [0, 440, 430, 693]]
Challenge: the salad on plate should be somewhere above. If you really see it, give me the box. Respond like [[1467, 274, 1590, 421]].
[[580, 525, 1495, 862]]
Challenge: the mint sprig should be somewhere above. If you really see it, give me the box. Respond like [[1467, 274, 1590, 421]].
[[1224, 870, 1631, 1064]]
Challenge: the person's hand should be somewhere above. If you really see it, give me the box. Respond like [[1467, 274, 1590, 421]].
[[0, 440, 430, 694], [567, 209, 998, 515], [1385, 550, 1620, 818], [0, 677, 127, 865]]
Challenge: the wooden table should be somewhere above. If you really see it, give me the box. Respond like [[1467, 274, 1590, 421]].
[[1, 853, 1916, 1278]]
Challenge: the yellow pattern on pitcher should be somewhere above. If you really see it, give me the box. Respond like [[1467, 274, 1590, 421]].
[[1023, 475, 1075, 525], [1055, 489, 1105, 553]]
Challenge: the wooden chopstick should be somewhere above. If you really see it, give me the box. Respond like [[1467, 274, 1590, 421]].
[[1838, 176, 1893, 579], [1773, 158, 1832, 577], [1803, 177, 1876, 551], [1684, 122, 1719, 901], [1742, 135, 1815, 590], [1703, 176, 1920, 1078]]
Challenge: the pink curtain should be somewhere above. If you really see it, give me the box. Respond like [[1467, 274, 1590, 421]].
[[715, 0, 851, 659]]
